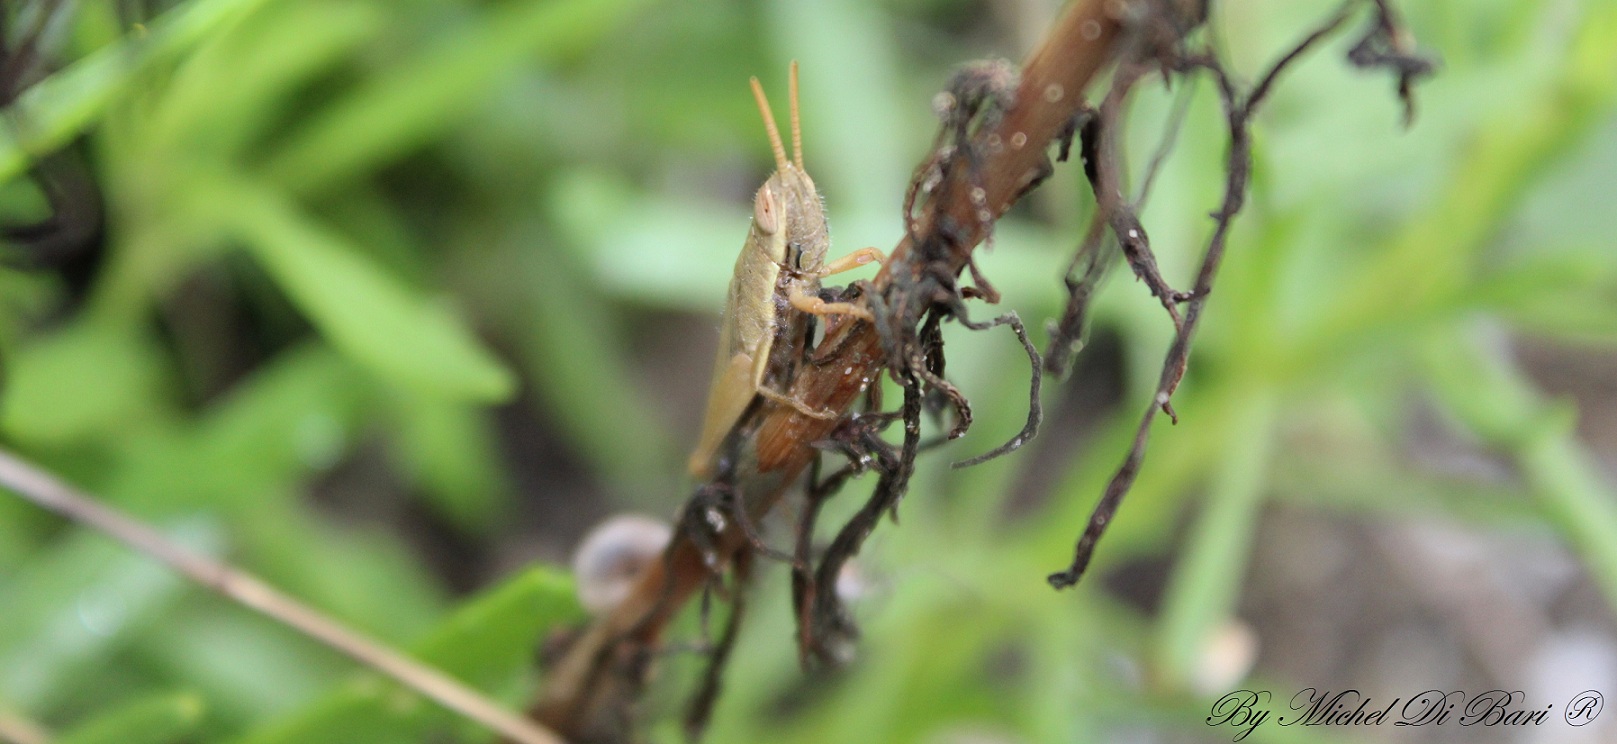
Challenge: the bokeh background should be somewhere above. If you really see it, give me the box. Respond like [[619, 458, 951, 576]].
[[2, 0, 1616, 742]]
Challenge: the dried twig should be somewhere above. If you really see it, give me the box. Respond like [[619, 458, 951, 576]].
[[0, 448, 564, 744], [533, 0, 1436, 733], [532, 0, 1133, 737]]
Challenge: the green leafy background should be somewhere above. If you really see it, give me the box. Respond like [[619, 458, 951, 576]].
[[2, 0, 1615, 742]]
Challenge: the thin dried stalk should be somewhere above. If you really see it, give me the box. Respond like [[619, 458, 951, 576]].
[[0, 448, 564, 744]]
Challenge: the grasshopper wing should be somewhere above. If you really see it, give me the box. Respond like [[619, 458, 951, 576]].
[[688, 347, 758, 478]]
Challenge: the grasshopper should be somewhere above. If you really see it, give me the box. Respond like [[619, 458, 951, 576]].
[[687, 62, 883, 479]]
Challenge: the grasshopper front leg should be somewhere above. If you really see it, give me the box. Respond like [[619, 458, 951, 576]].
[[787, 247, 886, 321], [817, 247, 884, 277]]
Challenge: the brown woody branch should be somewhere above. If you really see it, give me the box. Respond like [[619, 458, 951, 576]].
[[531, 0, 1137, 739], [533, 0, 1434, 736]]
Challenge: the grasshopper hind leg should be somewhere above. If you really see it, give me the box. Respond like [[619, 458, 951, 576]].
[[689, 348, 837, 480], [757, 386, 837, 419]]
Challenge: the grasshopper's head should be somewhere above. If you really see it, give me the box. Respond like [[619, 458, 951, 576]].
[[752, 167, 828, 275], [749, 63, 830, 275]]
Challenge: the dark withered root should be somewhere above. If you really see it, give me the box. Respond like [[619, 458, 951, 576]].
[[1045, 0, 1433, 590], [799, 382, 922, 666], [784, 65, 1055, 663]]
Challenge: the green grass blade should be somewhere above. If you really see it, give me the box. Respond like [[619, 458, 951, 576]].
[[231, 566, 579, 744], [1422, 327, 1617, 614], [1152, 391, 1276, 692], [229, 182, 515, 402], [55, 693, 205, 744], [0, 319, 164, 445], [266, 0, 647, 192], [0, 0, 275, 183]]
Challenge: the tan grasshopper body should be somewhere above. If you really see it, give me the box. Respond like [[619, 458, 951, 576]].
[[687, 63, 882, 479]]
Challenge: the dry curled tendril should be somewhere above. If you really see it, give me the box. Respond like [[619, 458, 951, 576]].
[[1044, 0, 1433, 589]]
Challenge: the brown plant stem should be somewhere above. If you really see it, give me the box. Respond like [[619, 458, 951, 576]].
[[532, 0, 1129, 737]]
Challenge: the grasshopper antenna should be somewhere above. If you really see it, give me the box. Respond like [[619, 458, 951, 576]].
[[789, 60, 803, 169], [750, 77, 790, 171]]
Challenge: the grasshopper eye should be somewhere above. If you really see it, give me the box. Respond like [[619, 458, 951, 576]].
[[753, 185, 780, 235]]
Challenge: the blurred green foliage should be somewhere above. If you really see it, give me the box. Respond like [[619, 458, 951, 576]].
[[1, 0, 1615, 742]]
